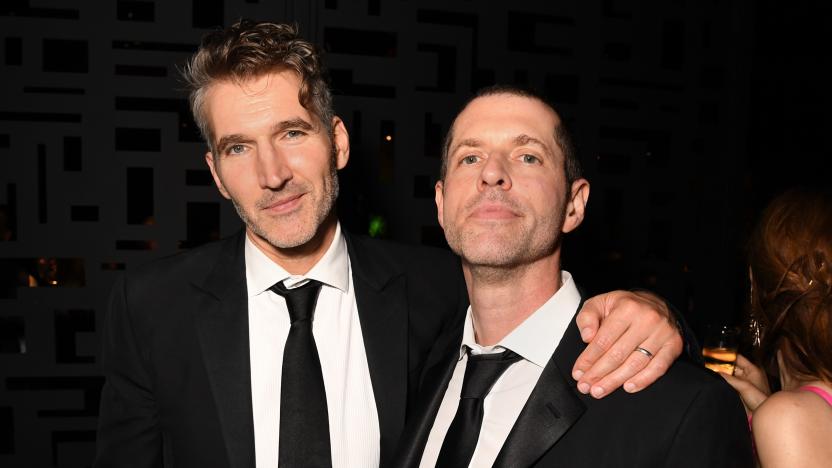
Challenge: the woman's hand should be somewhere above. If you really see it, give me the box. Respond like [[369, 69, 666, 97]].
[[720, 354, 772, 416]]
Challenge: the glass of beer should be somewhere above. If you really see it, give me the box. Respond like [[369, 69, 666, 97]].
[[702, 325, 739, 374]]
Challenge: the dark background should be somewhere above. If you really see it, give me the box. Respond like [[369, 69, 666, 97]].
[[0, 0, 828, 466]]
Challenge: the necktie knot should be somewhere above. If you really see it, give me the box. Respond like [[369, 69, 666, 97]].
[[435, 347, 522, 468], [460, 348, 523, 399], [270, 279, 322, 324]]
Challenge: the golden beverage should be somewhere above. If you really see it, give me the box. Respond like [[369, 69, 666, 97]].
[[703, 347, 737, 374]]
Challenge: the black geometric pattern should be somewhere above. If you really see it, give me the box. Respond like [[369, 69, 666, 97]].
[[2, 1, 822, 465]]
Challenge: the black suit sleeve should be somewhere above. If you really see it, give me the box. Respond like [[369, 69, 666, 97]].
[[664, 379, 754, 468], [94, 275, 163, 467]]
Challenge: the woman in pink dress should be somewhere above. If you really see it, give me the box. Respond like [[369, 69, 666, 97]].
[[722, 188, 832, 467]]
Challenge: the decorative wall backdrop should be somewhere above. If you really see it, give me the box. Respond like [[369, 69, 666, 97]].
[[2, 0, 828, 466]]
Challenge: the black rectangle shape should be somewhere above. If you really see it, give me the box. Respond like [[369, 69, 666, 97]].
[[0, 316, 24, 354], [192, 0, 223, 28], [116, 239, 155, 250], [116, 127, 161, 152], [101, 262, 126, 270], [1, 183, 17, 242], [0, 111, 81, 122], [115, 64, 167, 77], [112, 40, 196, 53], [0, 405, 12, 453], [368, 0, 380, 15], [42, 39, 88, 73], [185, 169, 213, 186], [23, 86, 84, 95], [413, 175, 433, 199], [126, 167, 153, 225], [1, 5, 79, 19], [70, 205, 98, 222], [117, 1, 154, 21], [596, 153, 632, 175], [544, 74, 580, 105], [186, 202, 220, 246], [0, 134, 9, 148], [324, 28, 397, 56], [38, 144, 46, 223], [661, 20, 685, 70], [63, 136, 82, 171], [5, 37, 22, 65]]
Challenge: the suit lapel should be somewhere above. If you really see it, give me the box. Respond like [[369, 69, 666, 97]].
[[192, 232, 255, 468], [493, 310, 588, 468], [345, 234, 409, 465], [393, 341, 459, 468]]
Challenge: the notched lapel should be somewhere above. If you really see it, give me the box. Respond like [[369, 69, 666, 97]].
[[346, 235, 409, 464], [493, 312, 589, 468], [493, 359, 585, 468], [192, 233, 255, 468]]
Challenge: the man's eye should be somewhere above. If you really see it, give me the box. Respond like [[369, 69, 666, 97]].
[[461, 155, 479, 165], [228, 144, 246, 155], [286, 130, 306, 138], [521, 154, 541, 164]]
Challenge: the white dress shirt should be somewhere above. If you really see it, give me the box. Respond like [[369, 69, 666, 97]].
[[245, 223, 380, 468], [419, 271, 581, 468]]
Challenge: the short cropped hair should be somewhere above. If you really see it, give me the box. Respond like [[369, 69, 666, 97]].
[[181, 20, 333, 151], [439, 85, 582, 185], [749, 187, 832, 383]]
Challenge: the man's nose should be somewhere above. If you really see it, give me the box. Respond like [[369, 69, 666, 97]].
[[256, 144, 293, 189], [479, 155, 512, 191]]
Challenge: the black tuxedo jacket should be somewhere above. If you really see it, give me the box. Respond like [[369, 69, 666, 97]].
[[395, 305, 755, 468], [94, 231, 467, 468]]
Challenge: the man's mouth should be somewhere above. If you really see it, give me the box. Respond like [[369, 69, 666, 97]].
[[261, 193, 304, 214]]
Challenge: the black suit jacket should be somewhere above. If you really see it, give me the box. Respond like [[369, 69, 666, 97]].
[[395, 305, 754, 468], [94, 231, 467, 468]]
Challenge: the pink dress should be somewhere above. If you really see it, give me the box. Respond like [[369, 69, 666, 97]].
[[800, 385, 832, 406]]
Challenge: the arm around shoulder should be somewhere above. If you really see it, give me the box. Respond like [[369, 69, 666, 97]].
[[94, 274, 163, 467], [752, 390, 832, 468]]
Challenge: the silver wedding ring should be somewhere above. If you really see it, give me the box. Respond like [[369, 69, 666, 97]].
[[634, 346, 654, 358]]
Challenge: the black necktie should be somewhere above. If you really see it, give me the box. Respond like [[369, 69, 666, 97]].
[[435, 348, 523, 468], [271, 279, 332, 468]]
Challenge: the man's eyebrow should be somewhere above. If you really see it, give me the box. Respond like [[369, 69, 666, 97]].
[[514, 133, 555, 157], [214, 118, 318, 153], [215, 134, 250, 153], [450, 138, 483, 155], [272, 117, 316, 134]]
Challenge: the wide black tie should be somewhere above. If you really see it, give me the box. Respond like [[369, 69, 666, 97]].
[[435, 348, 523, 468], [271, 279, 332, 468]]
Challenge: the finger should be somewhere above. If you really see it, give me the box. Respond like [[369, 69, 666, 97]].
[[732, 354, 771, 395], [620, 332, 683, 394], [575, 295, 604, 343], [585, 344, 656, 398], [572, 314, 629, 382], [576, 322, 652, 393], [719, 372, 769, 412]]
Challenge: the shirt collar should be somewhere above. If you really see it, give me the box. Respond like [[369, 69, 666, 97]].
[[460, 271, 581, 368], [244, 222, 350, 296]]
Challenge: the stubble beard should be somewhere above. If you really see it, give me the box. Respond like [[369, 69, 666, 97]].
[[232, 164, 339, 250], [443, 191, 565, 283]]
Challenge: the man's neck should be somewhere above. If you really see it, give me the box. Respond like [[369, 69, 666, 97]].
[[464, 256, 562, 346], [247, 214, 338, 275]]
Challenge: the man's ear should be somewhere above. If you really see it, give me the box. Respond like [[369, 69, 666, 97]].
[[331, 116, 350, 170], [205, 152, 231, 200], [434, 180, 445, 229], [562, 178, 590, 233]]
